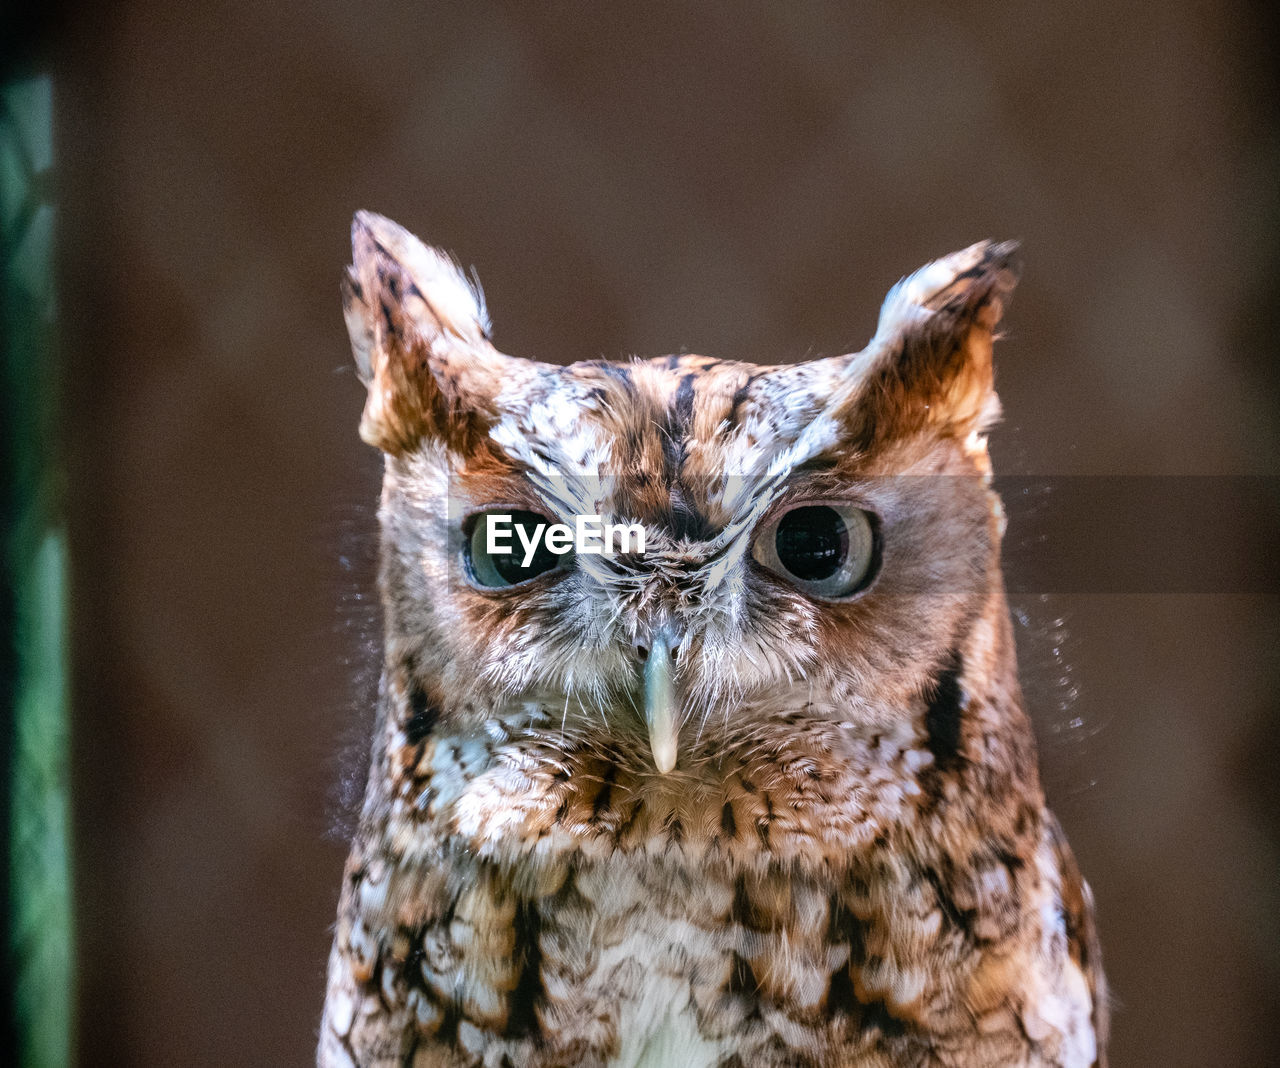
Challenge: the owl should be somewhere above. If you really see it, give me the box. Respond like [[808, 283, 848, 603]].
[[319, 213, 1106, 1068]]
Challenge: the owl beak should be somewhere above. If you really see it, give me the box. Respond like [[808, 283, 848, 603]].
[[642, 627, 680, 774]]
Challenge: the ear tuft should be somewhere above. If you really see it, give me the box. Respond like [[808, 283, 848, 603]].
[[342, 212, 512, 455], [341, 265, 375, 383], [349, 211, 491, 349], [874, 240, 1021, 347], [853, 240, 1021, 444]]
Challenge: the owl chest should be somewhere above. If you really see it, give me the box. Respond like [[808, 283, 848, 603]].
[[403, 852, 948, 1067], [330, 823, 1092, 1068], [360, 739, 1081, 1065]]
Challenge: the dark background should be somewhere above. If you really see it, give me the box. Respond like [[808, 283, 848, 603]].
[[13, 1, 1280, 1064]]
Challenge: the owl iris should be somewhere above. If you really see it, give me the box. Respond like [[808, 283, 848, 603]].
[[752, 503, 877, 599], [465, 510, 566, 587]]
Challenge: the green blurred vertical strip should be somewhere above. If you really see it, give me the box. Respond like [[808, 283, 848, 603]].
[[1, 76, 74, 1068]]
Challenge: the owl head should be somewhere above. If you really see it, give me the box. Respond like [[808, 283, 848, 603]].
[[344, 213, 1019, 778]]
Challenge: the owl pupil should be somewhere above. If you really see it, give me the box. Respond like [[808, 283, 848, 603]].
[[775, 506, 848, 581]]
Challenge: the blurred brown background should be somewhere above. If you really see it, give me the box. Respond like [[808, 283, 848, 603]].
[[35, 1, 1280, 1064]]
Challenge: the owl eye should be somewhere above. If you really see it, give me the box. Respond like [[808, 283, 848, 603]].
[[752, 504, 878, 599], [464, 510, 571, 588]]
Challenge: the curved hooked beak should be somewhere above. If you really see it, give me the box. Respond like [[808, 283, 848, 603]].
[[642, 626, 681, 774]]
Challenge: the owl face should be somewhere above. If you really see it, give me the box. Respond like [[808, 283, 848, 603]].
[[345, 213, 1019, 774]]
